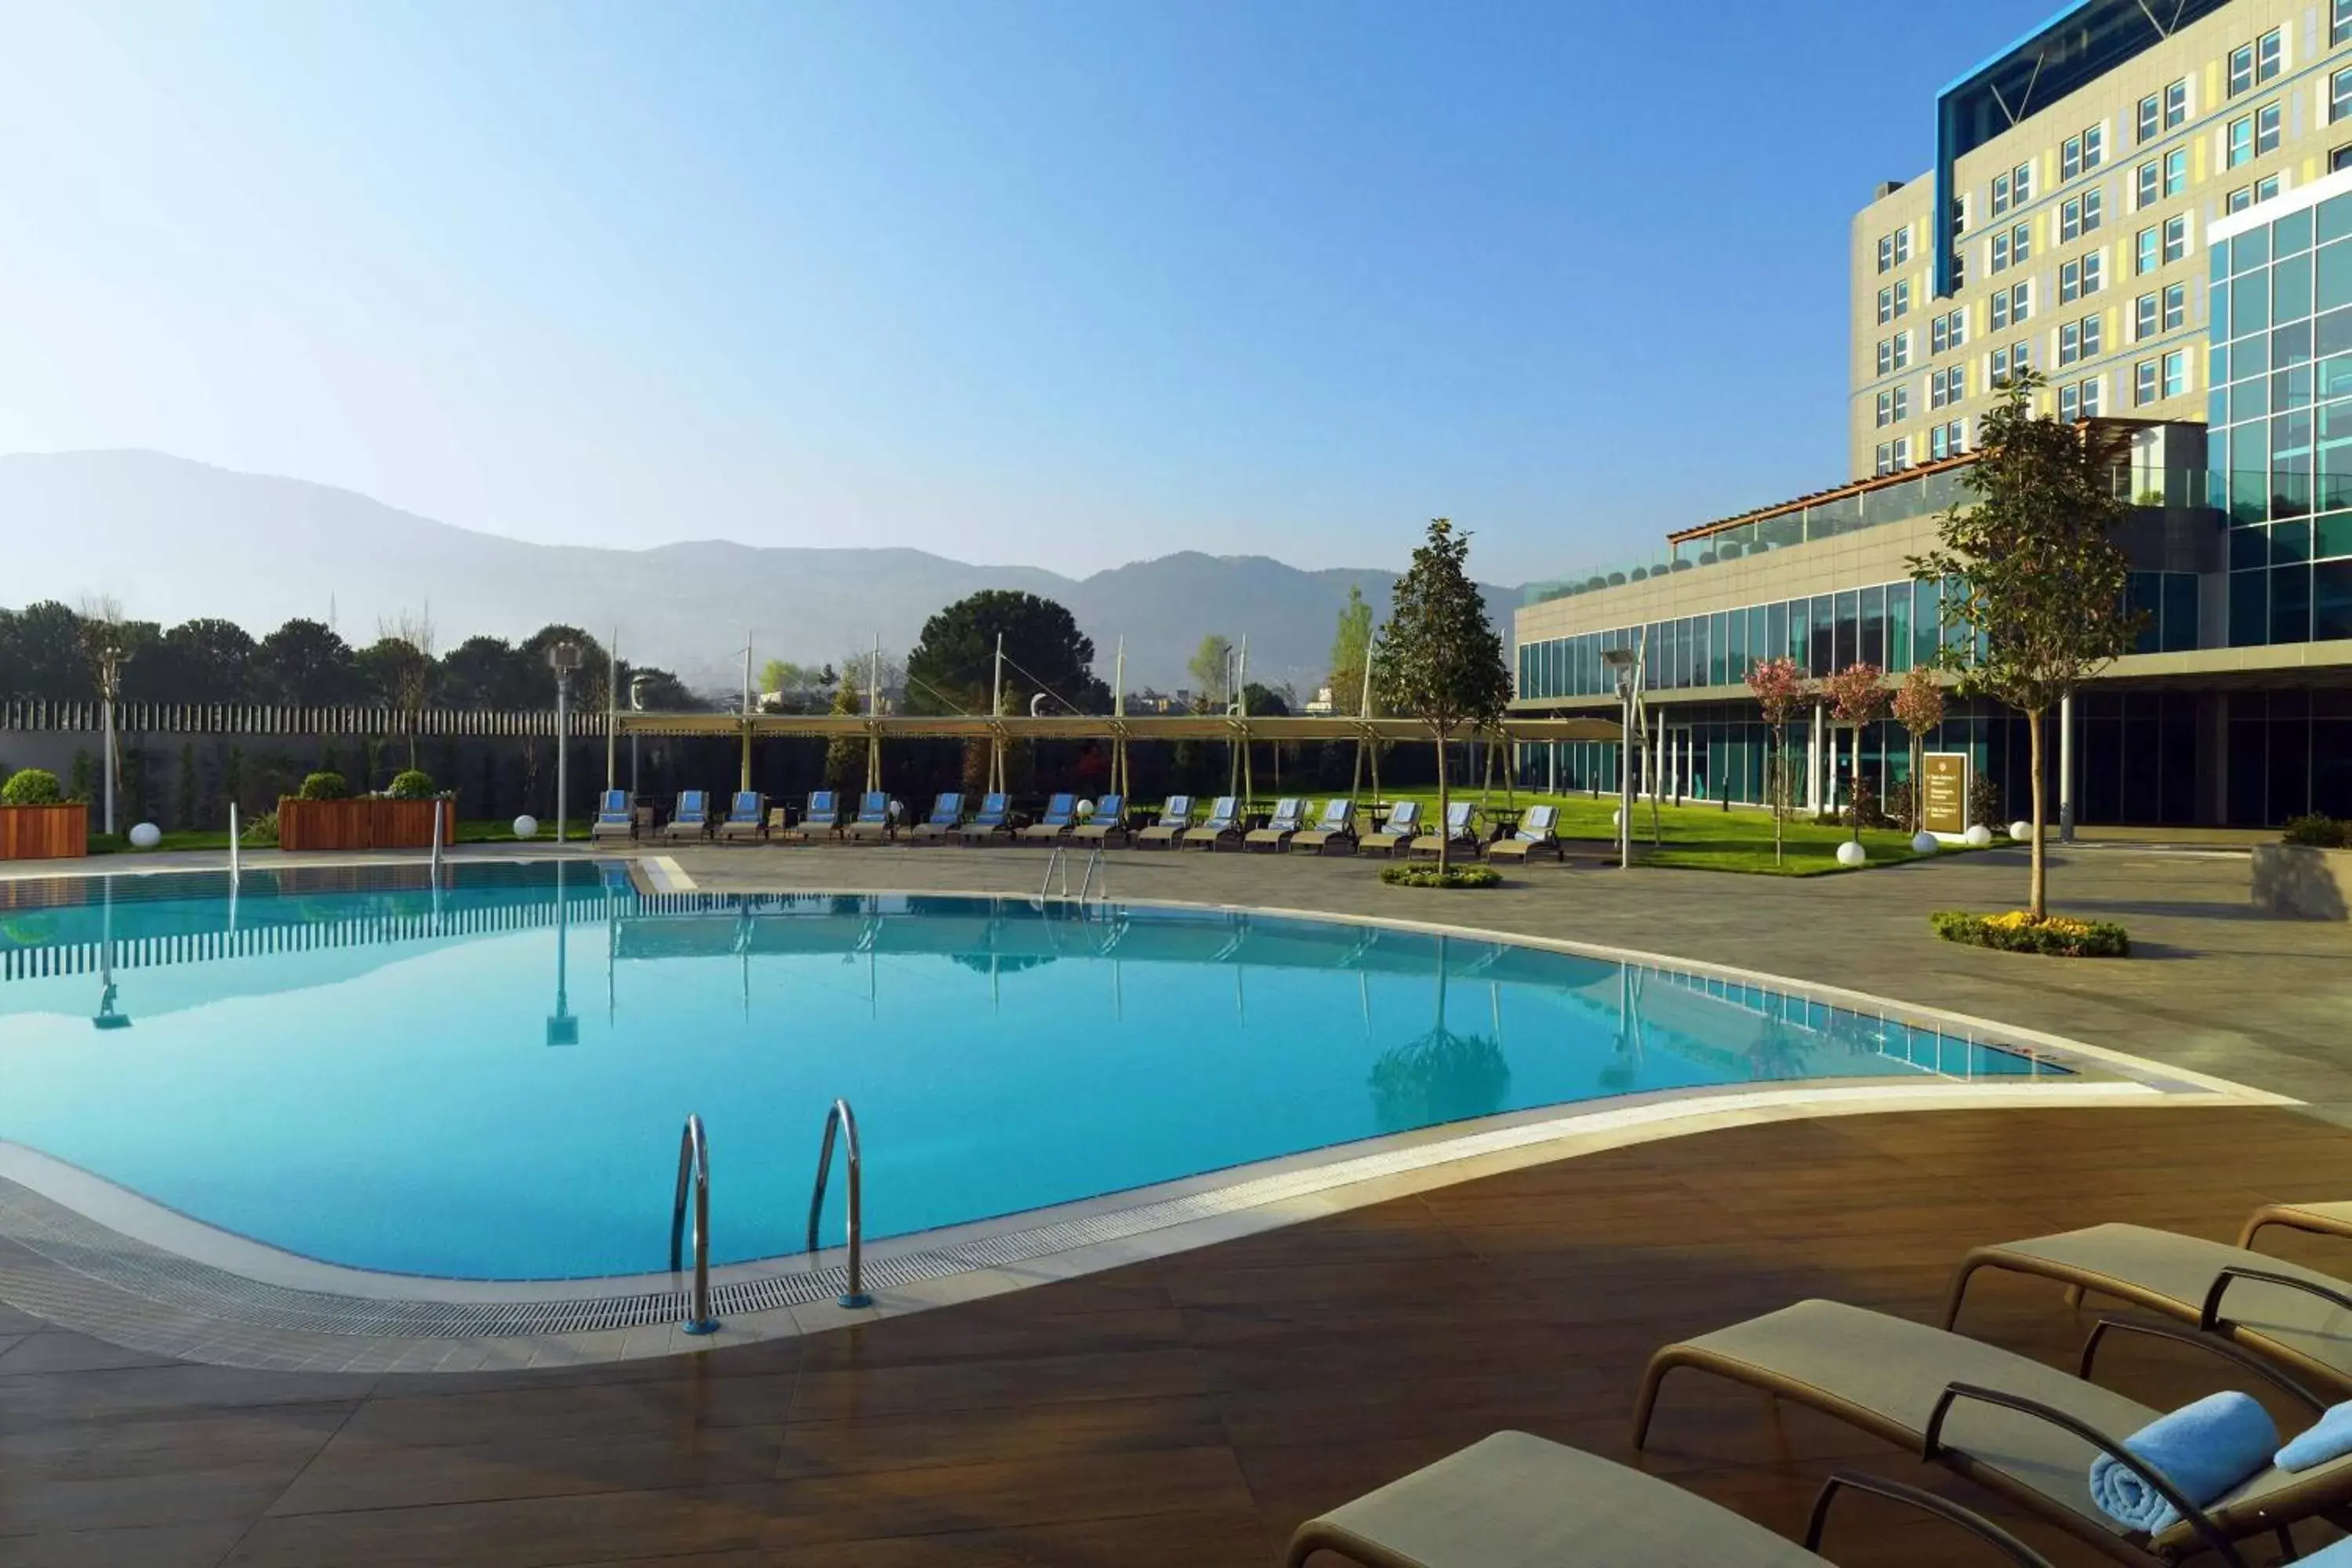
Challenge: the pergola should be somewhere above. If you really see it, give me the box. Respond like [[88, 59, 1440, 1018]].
[[605, 710, 1624, 804]]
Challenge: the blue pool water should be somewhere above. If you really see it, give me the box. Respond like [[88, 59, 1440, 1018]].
[[0, 864, 2059, 1279]]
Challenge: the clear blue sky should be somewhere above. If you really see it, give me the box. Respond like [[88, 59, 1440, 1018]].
[[0, 0, 2058, 584]]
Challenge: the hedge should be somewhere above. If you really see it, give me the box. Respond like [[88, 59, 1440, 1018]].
[[1931, 909, 2130, 958]]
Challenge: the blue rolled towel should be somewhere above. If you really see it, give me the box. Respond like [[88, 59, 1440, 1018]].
[[2278, 1399, 2352, 1471], [2088, 1391, 2279, 1536]]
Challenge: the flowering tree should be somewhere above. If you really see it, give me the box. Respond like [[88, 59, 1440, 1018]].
[[1744, 655, 1810, 866], [1821, 662, 1888, 841], [1891, 666, 1947, 831]]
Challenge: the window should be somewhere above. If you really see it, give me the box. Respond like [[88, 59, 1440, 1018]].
[[2230, 42, 2255, 96], [1930, 307, 1966, 355], [2339, 144, 2352, 173], [2161, 213, 2187, 264], [2164, 147, 2187, 195], [1876, 234, 1893, 273], [2135, 159, 2158, 208], [2060, 252, 2103, 302], [2162, 348, 2187, 398], [2137, 93, 2160, 143], [1949, 246, 1967, 290], [1930, 365, 1965, 408], [2136, 358, 2160, 405], [1991, 342, 2032, 386], [2059, 315, 2101, 365], [2136, 226, 2160, 274], [2059, 376, 2102, 419], [1894, 227, 1911, 264], [2229, 115, 2254, 168], [1875, 338, 1894, 376], [2257, 101, 2282, 156], [1873, 440, 1907, 476], [1892, 383, 1907, 421], [2165, 78, 2188, 129], [2337, 0, 2352, 47], [2135, 291, 2159, 340], [1991, 171, 2011, 216], [1891, 332, 1909, 370], [2258, 173, 2281, 202], [2011, 161, 2032, 205], [1988, 279, 2031, 328], [1929, 419, 1966, 460], [1951, 194, 1969, 235], [2258, 27, 2282, 83], [2229, 184, 2256, 212], [1876, 285, 1895, 325], [2163, 281, 2185, 330], [2336, 67, 2352, 125], [2059, 189, 2102, 241], [1991, 229, 2010, 272], [2062, 124, 2104, 178], [1875, 387, 1909, 426], [1892, 278, 1910, 318]]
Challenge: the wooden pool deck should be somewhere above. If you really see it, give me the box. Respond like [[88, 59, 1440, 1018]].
[[5, 1104, 2351, 1566]]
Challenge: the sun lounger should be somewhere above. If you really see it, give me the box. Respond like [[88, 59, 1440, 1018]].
[[1018, 793, 1079, 843], [661, 790, 713, 840], [1484, 804, 1562, 862], [1180, 795, 1243, 851], [589, 789, 636, 842], [958, 793, 1011, 844], [906, 793, 964, 842], [1134, 795, 1193, 848], [1358, 800, 1421, 857], [843, 791, 895, 840], [713, 790, 768, 842], [1287, 1430, 2055, 1568], [1635, 1297, 2352, 1566], [764, 806, 791, 840], [1242, 797, 1306, 851], [1288, 798, 1358, 855], [1944, 1218, 2352, 1393], [1069, 793, 1127, 845], [1407, 801, 1480, 859], [789, 791, 843, 841]]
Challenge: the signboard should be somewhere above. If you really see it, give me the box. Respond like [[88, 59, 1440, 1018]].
[[1921, 752, 1969, 836]]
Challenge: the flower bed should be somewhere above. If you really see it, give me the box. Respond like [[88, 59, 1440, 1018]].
[[1930, 909, 2129, 958], [1380, 863, 1501, 889]]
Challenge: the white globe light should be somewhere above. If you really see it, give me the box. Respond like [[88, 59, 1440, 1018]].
[[2008, 819, 2032, 841], [1910, 831, 1939, 854], [128, 822, 161, 850], [1835, 840, 1867, 867], [513, 815, 540, 840], [1076, 798, 1095, 820], [1964, 823, 1994, 848]]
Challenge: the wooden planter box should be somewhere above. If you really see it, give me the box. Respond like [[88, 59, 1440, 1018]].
[[0, 803, 87, 860], [2252, 843, 2352, 920], [278, 797, 456, 852]]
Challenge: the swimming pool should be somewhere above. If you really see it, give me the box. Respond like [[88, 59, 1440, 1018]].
[[0, 863, 2058, 1280]]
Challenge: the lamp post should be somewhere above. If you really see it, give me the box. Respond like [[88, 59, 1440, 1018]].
[[628, 672, 651, 797], [550, 641, 583, 847], [1601, 648, 1639, 869], [85, 622, 131, 837]]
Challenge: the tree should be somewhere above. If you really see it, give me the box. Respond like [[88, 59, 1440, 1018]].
[[0, 601, 94, 699], [1745, 655, 1810, 866], [759, 660, 835, 714], [1188, 633, 1233, 710], [256, 619, 365, 706], [1892, 666, 1947, 832], [1372, 518, 1512, 873], [145, 618, 258, 704], [822, 663, 867, 792], [622, 666, 702, 711], [1820, 662, 1888, 840], [1909, 372, 2141, 917], [373, 608, 437, 768], [1327, 586, 1376, 716], [439, 636, 537, 709], [905, 591, 1106, 717]]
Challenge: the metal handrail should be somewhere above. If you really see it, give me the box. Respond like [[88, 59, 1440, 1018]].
[[807, 1098, 873, 1308], [1040, 843, 1067, 898], [1076, 846, 1104, 904], [670, 1114, 719, 1334]]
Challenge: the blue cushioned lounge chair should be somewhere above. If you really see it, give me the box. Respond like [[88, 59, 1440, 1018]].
[[1180, 796, 1243, 851], [1019, 793, 1080, 842], [1070, 793, 1127, 845], [590, 789, 635, 842], [662, 789, 713, 840], [958, 793, 1011, 843], [907, 793, 964, 842], [844, 790, 895, 840], [1289, 798, 1358, 855], [1243, 797, 1306, 851], [1134, 795, 1193, 848], [715, 790, 768, 842]]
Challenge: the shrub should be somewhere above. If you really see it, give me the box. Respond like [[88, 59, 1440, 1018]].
[[1931, 909, 2129, 958], [2283, 814, 2349, 848], [1844, 777, 1886, 831], [1380, 863, 1501, 889], [387, 769, 437, 800], [1883, 779, 1915, 830], [296, 771, 350, 801], [240, 808, 280, 847], [1967, 773, 2002, 833], [1, 768, 63, 806]]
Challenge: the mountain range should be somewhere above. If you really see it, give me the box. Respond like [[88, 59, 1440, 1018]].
[[0, 451, 1520, 695]]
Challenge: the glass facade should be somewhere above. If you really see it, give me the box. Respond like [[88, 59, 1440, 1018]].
[[2207, 191, 2352, 646]]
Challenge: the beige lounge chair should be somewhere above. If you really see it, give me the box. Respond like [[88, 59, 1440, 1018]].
[[1069, 793, 1127, 845], [1358, 800, 1421, 857], [906, 793, 964, 842], [1018, 793, 1079, 842], [1133, 795, 1193, 848], [1484, 804, 1562, 862], [1243, 797, 1306, 852], [589, 790, 635, 843], [1406, 800, 1480, 860], [1289, 798, 1357, 855], [1289, 1430, 2054, 1568], [1179, 795, 1242, 851], [1635, 1297, 2352, 1567], [1944, 1213, 2352, 1393]]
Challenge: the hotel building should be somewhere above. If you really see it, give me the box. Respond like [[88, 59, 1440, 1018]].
[[1511, 0, 2352, 827]]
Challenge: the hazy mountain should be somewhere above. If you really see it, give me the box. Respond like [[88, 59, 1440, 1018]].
[[0, 451, 1519, 695]]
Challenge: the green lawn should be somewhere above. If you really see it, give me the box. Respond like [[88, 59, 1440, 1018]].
[[85, 819, 590, 855], [1189, 789, 1973, 877]]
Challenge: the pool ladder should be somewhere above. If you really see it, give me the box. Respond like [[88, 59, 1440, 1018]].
[[1040, 843, 1105, 904], [808, 1098, 872, 1308]]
